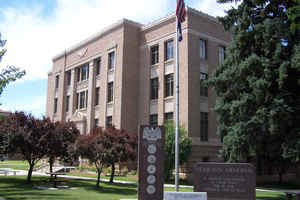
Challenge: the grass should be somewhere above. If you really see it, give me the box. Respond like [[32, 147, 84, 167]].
[[0, 160, 41, 171], [0, 176, 192, 200], [66, 172, 138, 183], [0, 176, 294, 200]]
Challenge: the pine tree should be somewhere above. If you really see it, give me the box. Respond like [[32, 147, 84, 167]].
[[207, 0, 300, 181]]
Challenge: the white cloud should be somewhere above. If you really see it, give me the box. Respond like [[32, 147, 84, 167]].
[[193, 0, 240, 17], [0, 0, 170, 81]]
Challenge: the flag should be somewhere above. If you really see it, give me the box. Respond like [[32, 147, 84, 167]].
[[176, 0, 186, 41]]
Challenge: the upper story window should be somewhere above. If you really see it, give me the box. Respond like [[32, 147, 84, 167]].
[[54, 98, 58, 113], [165, 40, 174, 61], [151, 45, 159, 65], [200, 39, 207, 59], [219, 46, 225, 65], [200, 112, 208, 141], [96, 58, 101, 75], [108, 51, 115, 70], [81, 65, 89, 81], [107, 82, 114, 103], [150, 78, 159, 100], [66, 96, 70, 112], [79, 90, 88, 109], [95, 87, 100, 106], [77, 64, 89, 82], [55, 75, 59, 89], [200, 72, 208, 97], [66, 70, 71, 86], [165, 74, 174, 97]]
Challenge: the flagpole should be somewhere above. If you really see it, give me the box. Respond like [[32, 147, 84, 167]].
[[175, 10, 180, 192]]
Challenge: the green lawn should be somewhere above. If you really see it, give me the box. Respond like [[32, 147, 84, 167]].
[[0, 176, 291, 200], [0, 160, 41, 171]]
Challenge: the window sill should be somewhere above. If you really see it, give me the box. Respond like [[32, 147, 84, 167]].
[[151, 63, 159, 68], [108, 68, 115, 73], [164, 96, 174, 101], [164, 59, 174, 65], [107, 102, 113, 106]]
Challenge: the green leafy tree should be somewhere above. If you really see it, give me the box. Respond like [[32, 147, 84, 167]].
[[164, 121, 192, 182], [287, 0, 300, 34], [0, 33, 25, 102], [207, 0, 300, 182]]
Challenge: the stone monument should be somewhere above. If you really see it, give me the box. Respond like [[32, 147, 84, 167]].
[[138, 125, 164, 200], [193, 163, 256, 200]]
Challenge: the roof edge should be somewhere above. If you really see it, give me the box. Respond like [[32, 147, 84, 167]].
[[52, 18, 142, 61]]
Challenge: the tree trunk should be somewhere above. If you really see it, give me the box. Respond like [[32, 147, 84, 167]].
[[27, 162, 34, 183], [110, 163, 115, 183], [96, 168, 101, 188], [49, 157, 54, 178]]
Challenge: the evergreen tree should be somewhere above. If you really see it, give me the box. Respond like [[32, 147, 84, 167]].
[[207, 0, 300, 181]]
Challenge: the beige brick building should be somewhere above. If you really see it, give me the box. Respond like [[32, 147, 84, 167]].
[[46, 7, 231, 164]]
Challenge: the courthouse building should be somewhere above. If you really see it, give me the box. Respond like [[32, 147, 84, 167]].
[[46, 7, 232, 164]]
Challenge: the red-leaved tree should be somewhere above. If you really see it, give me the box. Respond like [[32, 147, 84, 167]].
[[0, 112, 50, 182], [105, 126, 137, 183], [76, 127, 137, 187], [44, 121, 79, 175]]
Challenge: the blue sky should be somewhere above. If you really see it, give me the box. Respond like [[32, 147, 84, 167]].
[[0, 0, 237, 118]]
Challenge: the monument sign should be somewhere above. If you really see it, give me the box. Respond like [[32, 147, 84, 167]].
[[193, 163, 255, 200], [138, 126, 164, 200]]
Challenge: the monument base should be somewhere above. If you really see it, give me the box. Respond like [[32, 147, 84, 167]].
[[164, 192, 207, 200]]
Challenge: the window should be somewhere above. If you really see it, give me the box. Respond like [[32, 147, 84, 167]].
[[55, 75, 59, 89], [149, 114, 158, 126], [94, 118, 99, 128], [151, 45, 159, 65], [200, 73, 208, 97], [200, 39, 207, 59], [54, 98, 58, 113], [165, 74, 174, 97], [200, 112, 208, 141], [106, 116, 112, 127], [96, 58, 101, 75], [77, 68, 80, 82], [107, 82, 114, 102], [81, 64, 89, 81], [76, 93, 79, 109], [95, 87, 100, 106], [150, 78, 159, 100], [108, 51, 115, 70], [165, 40, 174, 61], [66, 71, 71, 86], [219, 46, 225, 65], [66, 96, 70, 112], [164, 112, 173, 122], [79, 90, 88, 109]]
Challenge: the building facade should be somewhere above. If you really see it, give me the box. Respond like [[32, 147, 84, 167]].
[[46, 7, 232, 165]]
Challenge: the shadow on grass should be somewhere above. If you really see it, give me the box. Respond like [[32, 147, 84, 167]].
[[0, 176, 137, 200], [68, 179, 137, 195]]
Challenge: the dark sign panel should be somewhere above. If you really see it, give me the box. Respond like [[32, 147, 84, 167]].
[[193, 163, 256, 200], [138, 126, 164, 200]]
